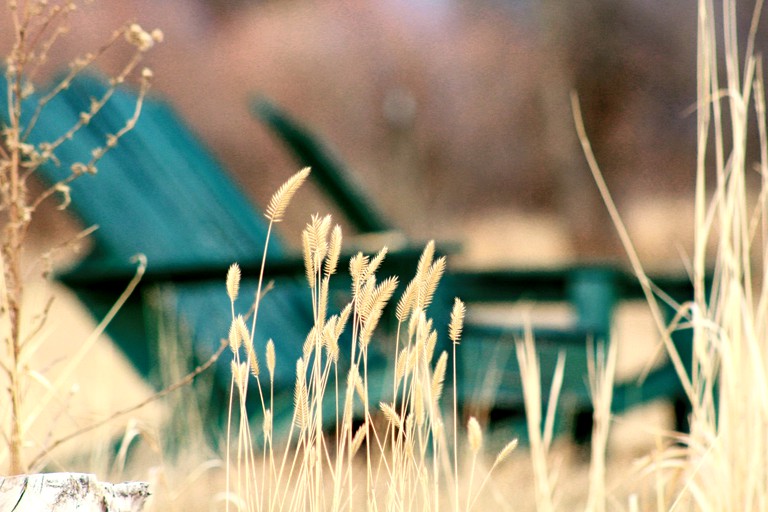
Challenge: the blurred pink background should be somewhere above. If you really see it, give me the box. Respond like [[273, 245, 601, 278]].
[[6, 0, 741, 268]]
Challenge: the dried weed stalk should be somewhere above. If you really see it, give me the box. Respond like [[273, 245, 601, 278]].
[[223, 170, 518, 511], [0, 1, 161, 474]]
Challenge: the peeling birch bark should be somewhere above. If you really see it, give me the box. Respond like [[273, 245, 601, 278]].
[[0, 473, 150, 511]]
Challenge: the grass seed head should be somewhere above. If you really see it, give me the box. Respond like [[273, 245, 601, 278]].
[[235, 315, 250, 346], [379, 402, 402, 430], [395, 279, 418, 323], [449, 298, 466, 344], [468, 416, 483, 454], [425, 328, 438, 362], [351, 424, 367, 456], [263, 409, 273, 440], [431, 351, 448, 402], [293, 358, 309, 430], [349, 252, 369, 296], [234, 362, 249, 398], [362, 247, 388, 282], [322, 317, 340, 362], [312, 214, 332, 269], [228, 319, 241, 353], [419, 256, 446, 309], [302, 230, 315, 288], [336, 302, 353, 338], [246, 342, 259, 378], [265, 167, 311, 223], [324, 224, 342, 278], [125, 23, 158, 52], [354, 370, 367, 408], [318, 276, 329, 326], [266, 339, 276, 380], [415, 241, 435, 282], [226, 263, 241, 302], [302, 326, 318, 359], [495, 439, 519, 465]]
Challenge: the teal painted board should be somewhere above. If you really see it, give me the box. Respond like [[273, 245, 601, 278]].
[[0, 75, 281, 269], [7, 84, 184, 261], [2, 76, 311, 412], [252, 96, 392, 234], [0, 73, 396, 429], [46, 75, 284, 266]]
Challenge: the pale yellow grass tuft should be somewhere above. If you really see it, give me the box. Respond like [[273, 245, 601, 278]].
[[449, 298, 465, 344], [323, 225, 343, 278], [264, 167, 311, 223], [415, 240, 435, 280], [305, 214, 332, 272], [302, 326, 317, 360], [232, 361, 249, 398], [293, 358, 309, 429], [467, 417, 482, 455], [226, 263, 241, 302], [379, 402, 402, 430], [362, 247, 388, 282], [494, 439, 519, 466], [420, 256, 446, 309], [263, 409, 272, 439], [353, 371, 367, 408], [266, 339, 275, 382], [395, 349, 409, 382], [395, 279, 418, 323], [351, 424, 367, 456], [302, 230, 315, 288], [234, 315, 250, 349], [358, 276, 399, 348], [228, 319, 242, 353], [348, 252, 368, 278], [360, 276, 399, 324], [337, 303, 353, 336], [321, 317, 340, 362], [245, 341, 259, 379], [317, 276, 330, 328], [431, 351, 448, 402]]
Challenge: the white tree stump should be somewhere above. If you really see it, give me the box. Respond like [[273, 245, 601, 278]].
[[0, 473, 150, 511]]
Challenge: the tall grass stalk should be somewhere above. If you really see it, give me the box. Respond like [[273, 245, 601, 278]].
[[574, 0, 768, 508], [0, 2, 162, 474], [515, 326, 563, 512], [584, 338, 617, 512], [223, 173, 517, 511], [683, 0, 768, 508]]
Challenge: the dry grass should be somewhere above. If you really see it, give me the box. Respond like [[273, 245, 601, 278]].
[[221, 174, 502, 511], [208, 0, 768, 510], [570, 0, 768, 508], [209, 167, 621, 511], [5, 1, 768, 511], [0, 0, 164, 474]]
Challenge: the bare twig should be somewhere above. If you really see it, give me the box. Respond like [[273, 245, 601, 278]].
[[28, 338, 228, 471]]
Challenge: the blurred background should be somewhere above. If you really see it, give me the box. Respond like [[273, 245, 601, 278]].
[[5, 0, 734, 270]]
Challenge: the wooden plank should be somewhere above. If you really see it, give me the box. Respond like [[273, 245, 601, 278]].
[[253, 96, 393, 234], [49, 75, 283, 264]]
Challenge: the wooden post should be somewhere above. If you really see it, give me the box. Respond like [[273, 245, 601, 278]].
[[0, 473, 149, 511]]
